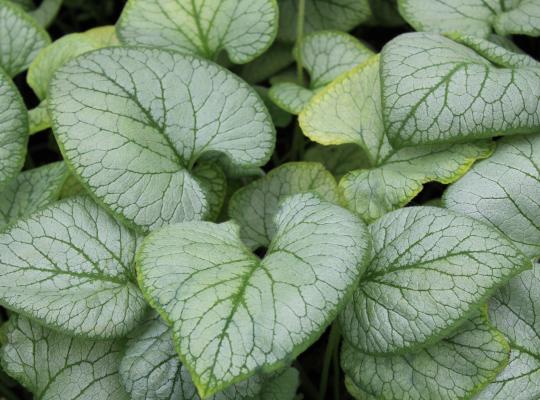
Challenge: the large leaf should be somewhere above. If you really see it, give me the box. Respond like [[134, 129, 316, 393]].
[[476, 265, 540, 399], [49, 47, 275, 232], [228, 162, 339, 249], [0, 196, 147, 339], [117, 0, 278, 64], [270, 31, 374, 114], [398, 0, 540, 38], [340, 206, 530, 355], [342, 311, 509, 400], [120, 312, 299, 400], [277, 0, 371, 42], [0, 162, 68, 230], [0, 0, 50, 77], [0, 315, 129, 400], [300, 55, 492, 222], [444, 135, 540, 260], [137, 193, 370, 397], [0, 67, 28, 188], [381, 32, 540, 147]]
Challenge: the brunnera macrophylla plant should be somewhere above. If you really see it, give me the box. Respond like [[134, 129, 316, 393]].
[[0, 0, 539, 399]]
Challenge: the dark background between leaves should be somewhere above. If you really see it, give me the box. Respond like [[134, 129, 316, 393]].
[[3, 0, 539, 399]]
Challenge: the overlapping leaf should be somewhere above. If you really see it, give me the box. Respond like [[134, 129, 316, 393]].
[[342, 311, 509, 400], [0, 315, 129, 400], [340, 206, 530, 355], [0, 162, 68, 230], [0, 196, 147, 338], [49, 47, 275, 232], [228, 162, 339, 249], [120, 312, 299, 400], [381, 32, 540, 147], [0, 0, 50, 77], [137, 193, 370, 397], [398, 0, 540, 38], [117, 0, 278, 64]]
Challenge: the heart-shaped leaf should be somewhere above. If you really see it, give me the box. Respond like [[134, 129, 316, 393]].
[[120, 312, 299, 400], [0, 67, 28, 188], [277, 0, 371, 42], [49, 47, 275, 232], [270, 31, 374, 114], [381, 32, 540, 147], [342, 311, 509, 400], [0, 315, 129, 400], [137, 193, 370, 397], [398, 0, 540, 38], [304, 144, 369, 180], [117, 0, 278, 64], [0, 0, 50, 77], [340, 206, 530, 355], [444, 135, 540, 259], [228, 162, 339, 249], [0, 196, 147, 339], [0, 162, 68, 230]]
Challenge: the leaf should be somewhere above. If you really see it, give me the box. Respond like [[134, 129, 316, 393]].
[[476, 265, 540, 399], [83, 25, 120, 46], [0, 315, 129, 400], [116, 0, 278, 64], [29, 0, 62, 27], [120, 312, 298, 400], [0, 67, 28, 188], [270, 31, 374, 115], [28, 100, 50, 134], [340, 206, 531, 355], [0, 0, 50, 77], [340, 141, 494, 223], [398, 0, 540, 38], [342, 311, 510, 400], [239, 42, 294, 84], [300, 55, 392, 165], [304, 144, 369, 180], [277, 0, 371, 42], [381, 32, 540, 147], [193, 163, 227, 222], [49, 47, 275, 232], [254, 86, 293, 128], [228, 162, 339, 249], [444, 135, 540, 260], [0, 162, 68, 230], [0, 196, 147, 339], [137, 193, 370, 397]]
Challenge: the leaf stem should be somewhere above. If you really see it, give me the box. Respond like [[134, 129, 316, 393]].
[[319, 322, 341, 400], [296, 0, 306, 84]]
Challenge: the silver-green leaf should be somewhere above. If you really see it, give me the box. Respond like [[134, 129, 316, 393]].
[[340, 206, 531, 355], [0, 196, 147, 339], [49, 47, 275, 232], [137, 193, 370, 397]]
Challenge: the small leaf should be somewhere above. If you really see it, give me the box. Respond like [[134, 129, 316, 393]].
[[277, 0, 371, 42], [254, 86, 293, 128], [49, 47, 275, 232], [239, 42, 294, 84], [0, 67, 28, 188], [445, 135, 540, 260], [340, 206, 531, 355], [342, 311, 510, 400], [0, 196, 147, 339], [117, 0, 278, 64], [0, 0, 50, 77], [381, 32, 540, 147], [137, 193, 370, 397], [304, 144, 369, 180], [340, 141, 493, 222], [120, 312, 298, 400], [0, 162, 68, 230], [28, 100, 50, 134], [476, 265, 540, 399], [228, 162, 339, 249], [270, 31, 374, 115], [29, 0, 62, 27], [0, 315, 129, 400], [398, 0, 540, 38]]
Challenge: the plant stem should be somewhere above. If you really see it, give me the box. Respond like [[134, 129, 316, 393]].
[[333, 337, 341, 400], [296, 0, 306, 84], [294, 361, 319, 400], [319, 322, 341, 400]]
